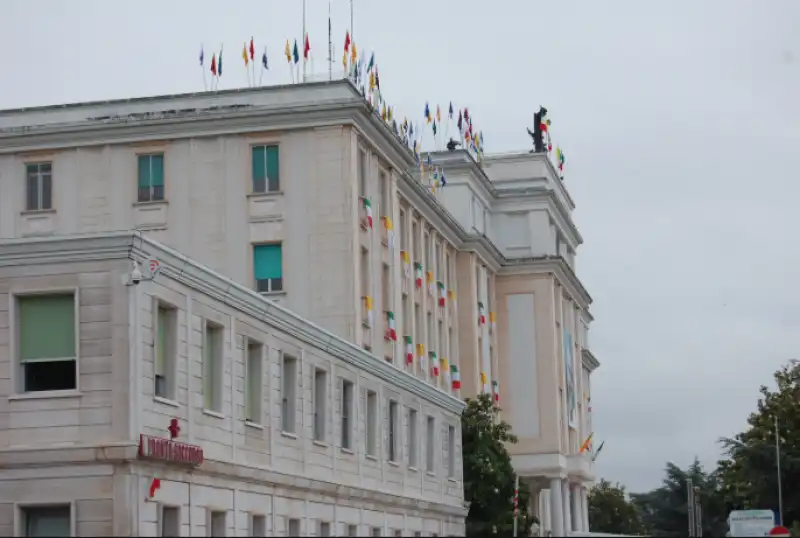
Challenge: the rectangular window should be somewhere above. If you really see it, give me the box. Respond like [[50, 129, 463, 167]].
[[203, 322, 224, 413], [250, 514, 266, 537], [22, 505, 71, 537], [414, 532, 422, 538], [412, 220, 420, 262], [347, 524, 359, 537], [399, 209, 407, 250], [394, 531, 403, 538], [281, 354, 298, 433], [446, 252, 453, 290], [319, 521, 331, 537], [371, 527, 382, 537], [251, 145, 280, 193], [388, 400, 399, 462], [17, 294, 76, 393], [423, 232, 430, 269], [382, 263, 391, 316], [137, 154, 165, 202], [358, 149, 367, 197], [288, 519, 301, 536], [341, 379, 354, 449], [413, 304, 421, 354], [426, 415, 435, 473], [408, 408, 418, 468], [434, 242, 441, 279], [253, 244, 283, 293], [402, 295, 410, 350], [448, 425, 456, 478], [379, 169, 389, 216], [160, 505, 180, 537], [155, 304, 177, 399], [245, 340, 263, 423], [313, 368, 327, 442], [427, 313, 434, 355], [25, 162, 53, 211], [209, 510, 226, 536], [361, 247, 370, 327], [366, 389, 377, 456]]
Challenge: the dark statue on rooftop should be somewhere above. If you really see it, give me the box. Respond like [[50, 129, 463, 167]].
[[527, 106, 548, 153], [446, 138, 461, 151]]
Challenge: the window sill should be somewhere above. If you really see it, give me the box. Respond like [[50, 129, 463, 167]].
[[340, 447, 355, 455], [202, 409, 225, 419], [153, 396, 180, 408], [447, 477, 458, 483], [133, 200, 168, 207], [365, 454, 378, 462], [388, 460, 400, 467], [312, 440, 329, 448], [408, 466, 419, 473], [245, 420, 264, 430], [247, 191, 283, 198], [8, 389, 81, 401], [20, 208, 56, 216], [259, 291, 286, 298], [280, 431, 298, 440], [426, 471, 436, 478]]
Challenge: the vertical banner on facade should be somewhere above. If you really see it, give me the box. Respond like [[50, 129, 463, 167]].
[[563, 329, 576, 427]]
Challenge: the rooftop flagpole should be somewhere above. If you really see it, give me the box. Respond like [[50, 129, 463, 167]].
[[328, 0, 333, 81], [302, 0, 307, 82]]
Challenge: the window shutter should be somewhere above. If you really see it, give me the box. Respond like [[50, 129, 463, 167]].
[[155, 308, 166, 376], [266, 146, 280, 186], [18, 295, 75, 360], [252, 146, 267, 182], [151, 155, 165, 187], [253, 245, 283, 280]]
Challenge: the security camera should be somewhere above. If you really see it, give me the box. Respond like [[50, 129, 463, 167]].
[[130, 261, 143, 285]]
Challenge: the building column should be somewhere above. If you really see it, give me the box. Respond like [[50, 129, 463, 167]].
[[571, 484, 582, 531], [561, 480, 572, 534], [549, 478, 564, 537], [581, 486, 590, 531]]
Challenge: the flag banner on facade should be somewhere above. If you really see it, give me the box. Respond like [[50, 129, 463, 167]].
[[437, 281, 446, 307], [480, 371, 488, 386], [591, 441, 605, 462], [405, 336, 414, 365], [414, 263, 423, 289], [385, 311, 397, 341], [451, 365, 461, 390], [361, 197, 373, 228], [364, 295, 373, 327], [426, 271, 435, 297], [401, 251, 410, 278], [416, 344, 425, 370], [580, 432, 594, 453], [492, 380, 500, 404], [478, 302, 486, 325], [430, 352, 439, 377], [441, 358, 450, 383], [382, 216, 394, 249]]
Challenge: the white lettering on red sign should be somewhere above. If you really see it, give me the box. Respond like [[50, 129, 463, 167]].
[[138, 434, 204, 466]]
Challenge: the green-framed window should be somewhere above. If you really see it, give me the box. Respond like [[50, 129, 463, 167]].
[[137, 154, 165, 202], [253, 244, 283, 293], [251, 145, 280, 193], [17, 293, 76, 392]]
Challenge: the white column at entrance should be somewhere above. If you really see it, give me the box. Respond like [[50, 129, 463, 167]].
[[562, 480, 572, 534], [581, 486, 590, 531], [549, 478, 564, 537], [571, 484, 582, 531]]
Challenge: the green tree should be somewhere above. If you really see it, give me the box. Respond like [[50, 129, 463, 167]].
[[717, 360, 800, 528], [631, 459, 727, 537], [462, 393, 535, 537], [588, 479, 649, 535]]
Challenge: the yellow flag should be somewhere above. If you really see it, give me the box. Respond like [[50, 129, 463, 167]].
[[364, 295, 373, 310], [580, 433, 594, 453], [351, 42, 358, 64], [342, 51, 348, 70], [242, 44, 249, 66], [369, 71, 375, 91], [284, 40, 291, 63]]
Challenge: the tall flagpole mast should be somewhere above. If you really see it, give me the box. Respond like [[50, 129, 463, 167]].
[[328, 0, 333, 81], [350, 0, 354, 42], [775, 414, 784, 526], [302, 0, 307, 82]]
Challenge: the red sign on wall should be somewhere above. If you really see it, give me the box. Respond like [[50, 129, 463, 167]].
[[138, 419, 204, 466]]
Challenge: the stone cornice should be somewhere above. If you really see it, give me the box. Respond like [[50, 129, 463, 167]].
[[493, 188, 583, 247], [483, 151, 576, 210], [0, 232, 466, 415], [0, 443, 468, 517], [498, 255, 593, 309], [581, 348, 601, 372]]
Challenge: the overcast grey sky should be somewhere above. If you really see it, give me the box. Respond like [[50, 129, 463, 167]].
[[3, 0, 799, 492]]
